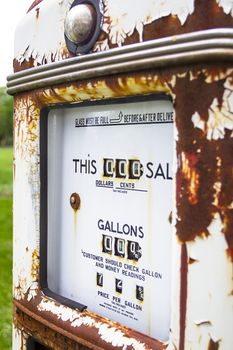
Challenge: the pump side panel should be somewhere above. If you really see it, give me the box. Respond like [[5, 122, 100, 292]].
[[13, 64, 233, 349]]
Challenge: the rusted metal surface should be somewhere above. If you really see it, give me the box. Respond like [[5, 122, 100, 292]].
[[13, 63, 233, 349], [97, 0, 233, 50], [13, 324, 29, 350], [179, 244, 188, 350], [14, 298, 163, 350], [14, 302, 104, 350], [13, 0, 233, 72], [12, 1, 233, 349], [173, 66, 233, 350], [7, 29, 233, 95]]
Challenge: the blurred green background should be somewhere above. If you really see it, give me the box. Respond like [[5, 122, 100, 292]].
[[0, 86, 13, 350]]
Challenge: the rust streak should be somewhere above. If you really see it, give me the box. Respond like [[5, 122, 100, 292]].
[[207, 338, 220, 350], [36, 7, 40, 19], [179, 243, 188, 350], [180, 151, 200, 205], [27, 0, 43, 13]]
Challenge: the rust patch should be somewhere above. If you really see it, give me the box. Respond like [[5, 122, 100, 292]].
[[179, 243, 188, 350], [207, 338, 220, 350], [14, 94, 40, 162], [70, 192, 81, 211], [14, 297, 165, 350], [14, 0, 233, 72], [13, 47, 71, 73], [36, 73, 172, 108], [174, 68, 233, 244], [218, 139, 233, 261], [95, 0, 233, 51], [13, 57, 35, 73], [188, 257, 198, 264], [222, 209, 233, 261], [14, 305, 90, 350], [20, 331, 29, 350], [31, 249, 39, 281], [36, 7, 40, 19]]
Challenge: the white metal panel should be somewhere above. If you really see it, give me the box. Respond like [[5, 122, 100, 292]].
[[47, 98, 174, 341]]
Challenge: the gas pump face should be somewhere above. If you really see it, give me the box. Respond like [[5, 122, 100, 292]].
[[8, 1, 233, 349], [41, 95, 174, 341]]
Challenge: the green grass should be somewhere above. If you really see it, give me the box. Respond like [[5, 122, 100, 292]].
[[0, 147, 13, 196], [0, 147, 13, 350]]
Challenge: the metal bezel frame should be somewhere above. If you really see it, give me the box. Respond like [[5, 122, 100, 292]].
[[40, 92, 173, 323]]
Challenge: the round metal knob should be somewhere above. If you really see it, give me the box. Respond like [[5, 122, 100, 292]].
[[64, 4, 97, 44]]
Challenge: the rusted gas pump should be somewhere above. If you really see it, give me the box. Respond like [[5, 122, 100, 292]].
[[7, 0, 233, 349]]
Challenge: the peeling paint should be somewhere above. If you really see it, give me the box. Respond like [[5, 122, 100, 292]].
[[13, 325, 28, 350], [14, 96, 39, 160], [14, 96, 40, 300], [13, 65, 233, 349], [37, 298, 148, 350], [14, 95, 40, 303], [191, 90, 233, 140], [95, 0, 233, 51], [13, 0, 233, 72], [216, 0, 233, 16], [14, 0, 72, 68], [97, 324, 146, 350], [185, 213, 233, 350], [15, 0, 197, 67], [100, 0, 194, 47]]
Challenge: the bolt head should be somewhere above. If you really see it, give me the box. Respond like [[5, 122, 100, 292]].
[[64, 4, 96, 44]]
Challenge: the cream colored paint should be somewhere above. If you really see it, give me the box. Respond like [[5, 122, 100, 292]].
[[38, 298, 148, 350], [14, 0, 195, 63], [216, 0, 233, 16], [185, 214, 233, 350], [101, 0, 194, 46]]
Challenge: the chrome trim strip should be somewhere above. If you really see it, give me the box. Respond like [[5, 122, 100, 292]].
[[7, 29, 233, 95], [7, 29, 233, 80]]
